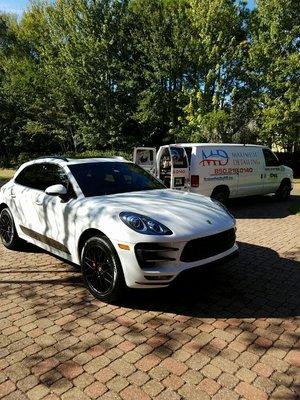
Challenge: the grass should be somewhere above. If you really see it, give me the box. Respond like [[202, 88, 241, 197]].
[[289, 203, 300, 216], [0, 168, 15, 182]]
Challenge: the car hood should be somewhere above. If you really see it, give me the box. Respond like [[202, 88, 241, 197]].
[[77, 189, 235, 240]]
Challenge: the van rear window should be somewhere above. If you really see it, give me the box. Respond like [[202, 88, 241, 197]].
[[170, 147, 188, 168], [184, 147, 192, 165]]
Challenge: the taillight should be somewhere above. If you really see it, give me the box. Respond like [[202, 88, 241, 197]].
[[191, 175, 199, 187]]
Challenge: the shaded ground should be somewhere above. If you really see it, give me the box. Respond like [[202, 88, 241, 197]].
[[0, 185, 299, 399]]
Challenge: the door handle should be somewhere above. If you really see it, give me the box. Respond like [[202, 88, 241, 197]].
[[35, 195, 44, 206], [10, 192, 16, 198]]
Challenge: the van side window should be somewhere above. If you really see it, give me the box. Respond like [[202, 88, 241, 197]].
[[263, 149, 280, 167]]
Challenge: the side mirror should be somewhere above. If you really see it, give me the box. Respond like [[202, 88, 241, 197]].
[[45, 184, 67, 197]]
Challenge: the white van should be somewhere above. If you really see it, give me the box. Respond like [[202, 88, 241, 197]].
[[133, 144, 293, 202]]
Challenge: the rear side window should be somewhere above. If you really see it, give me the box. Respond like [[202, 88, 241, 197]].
[[15, 164, 43, 189], [15, 163, 70, 191], [263, 149, 280, 167]]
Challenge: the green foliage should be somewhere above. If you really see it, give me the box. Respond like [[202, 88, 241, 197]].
[[0, 0, 299, 166], [289, 203, 300, 216], [247, 0, 300, 149]]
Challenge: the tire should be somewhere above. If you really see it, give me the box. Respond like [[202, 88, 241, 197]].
[[275, 181, 291, 201], [0, 208, 22, 250], [211, 187, 229, 204], [81, 236, 126, 302]]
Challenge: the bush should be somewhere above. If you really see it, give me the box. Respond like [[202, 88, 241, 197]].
[[276, 152, 300, 178]]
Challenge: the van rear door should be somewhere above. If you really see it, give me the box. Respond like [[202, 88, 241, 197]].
[[156, 145, 190, 189], [133, 147, 157, 176], [169, 146, 190, 190]]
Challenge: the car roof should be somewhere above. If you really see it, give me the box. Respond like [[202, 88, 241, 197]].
[[25, 156, 128, 166], [15, 157, 129, 175], [67, 157, 127, 165]]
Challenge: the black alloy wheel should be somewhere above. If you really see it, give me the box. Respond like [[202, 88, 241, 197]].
[[0, 208, 21, 250], [81, 236, 125, 302]]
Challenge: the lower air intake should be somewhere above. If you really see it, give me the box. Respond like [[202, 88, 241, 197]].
[[180, 228, 236, 262]]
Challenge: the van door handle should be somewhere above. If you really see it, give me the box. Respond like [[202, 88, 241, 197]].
[[10, 191, 16, 198]]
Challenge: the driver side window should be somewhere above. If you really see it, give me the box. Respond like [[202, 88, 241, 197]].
[[42, 164, 69, 189], [263, 149, 280, 167]]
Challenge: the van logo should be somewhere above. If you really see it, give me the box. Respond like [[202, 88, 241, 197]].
[[200, 149, 229, 166], [206, 220, 212, 224]]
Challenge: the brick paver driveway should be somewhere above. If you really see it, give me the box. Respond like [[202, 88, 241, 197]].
[[0, 185, 299, 400]]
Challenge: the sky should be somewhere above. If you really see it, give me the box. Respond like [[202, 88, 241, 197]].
[[1, 0, 256, 16], [0, 0, 28, 15]]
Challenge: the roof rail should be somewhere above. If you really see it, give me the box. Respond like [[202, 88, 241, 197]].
[[36, 155, 69, 162], [112, 156, 126, 160]]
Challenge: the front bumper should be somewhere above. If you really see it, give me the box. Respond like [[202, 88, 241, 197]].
[[112, 236, 238, 289]]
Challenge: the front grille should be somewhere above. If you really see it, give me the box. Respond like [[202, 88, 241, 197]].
[[180, 228, 236, 262], [135, 243, 179, 269]]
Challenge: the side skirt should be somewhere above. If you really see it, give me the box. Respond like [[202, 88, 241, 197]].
[[20, 225, 70, 255]]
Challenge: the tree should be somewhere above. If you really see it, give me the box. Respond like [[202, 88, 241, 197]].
[[248, 0, 300, 150], [173, 0, 248, 142], [0, 0, 299, 166]]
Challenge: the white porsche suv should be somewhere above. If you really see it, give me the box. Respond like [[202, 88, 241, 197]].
[[0, 156, 238, 302]]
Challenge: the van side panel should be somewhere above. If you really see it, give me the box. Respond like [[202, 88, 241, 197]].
[[231, 147, 264, 196], [191, 146, 239, 197], [190, 145, 265, 198]]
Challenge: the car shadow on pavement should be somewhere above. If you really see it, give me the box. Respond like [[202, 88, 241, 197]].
[[1, 240, 299, 319], [121, 241, 300, 320], [2, 239, 299, 398], [227, 193, 300, 219]]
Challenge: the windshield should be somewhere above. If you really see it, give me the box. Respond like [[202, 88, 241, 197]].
[[68, 162, 165, 197]]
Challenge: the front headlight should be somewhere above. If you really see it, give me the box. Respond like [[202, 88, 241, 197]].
[[211, 199, 235, 221], [120, 212, 173, 235]]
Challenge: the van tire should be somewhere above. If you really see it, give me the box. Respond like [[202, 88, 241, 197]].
[[211, 187, 229, 204], [275, 180, 291, 201]]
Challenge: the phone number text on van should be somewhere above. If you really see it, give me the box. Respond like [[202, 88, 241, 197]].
[[214, 167, 253, 175]]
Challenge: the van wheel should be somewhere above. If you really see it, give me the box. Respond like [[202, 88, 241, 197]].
[[211, 187, 229, 204], [81, 236, 126, 303], [0, 208, 22, 250], [275, 181, 291, 201]]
